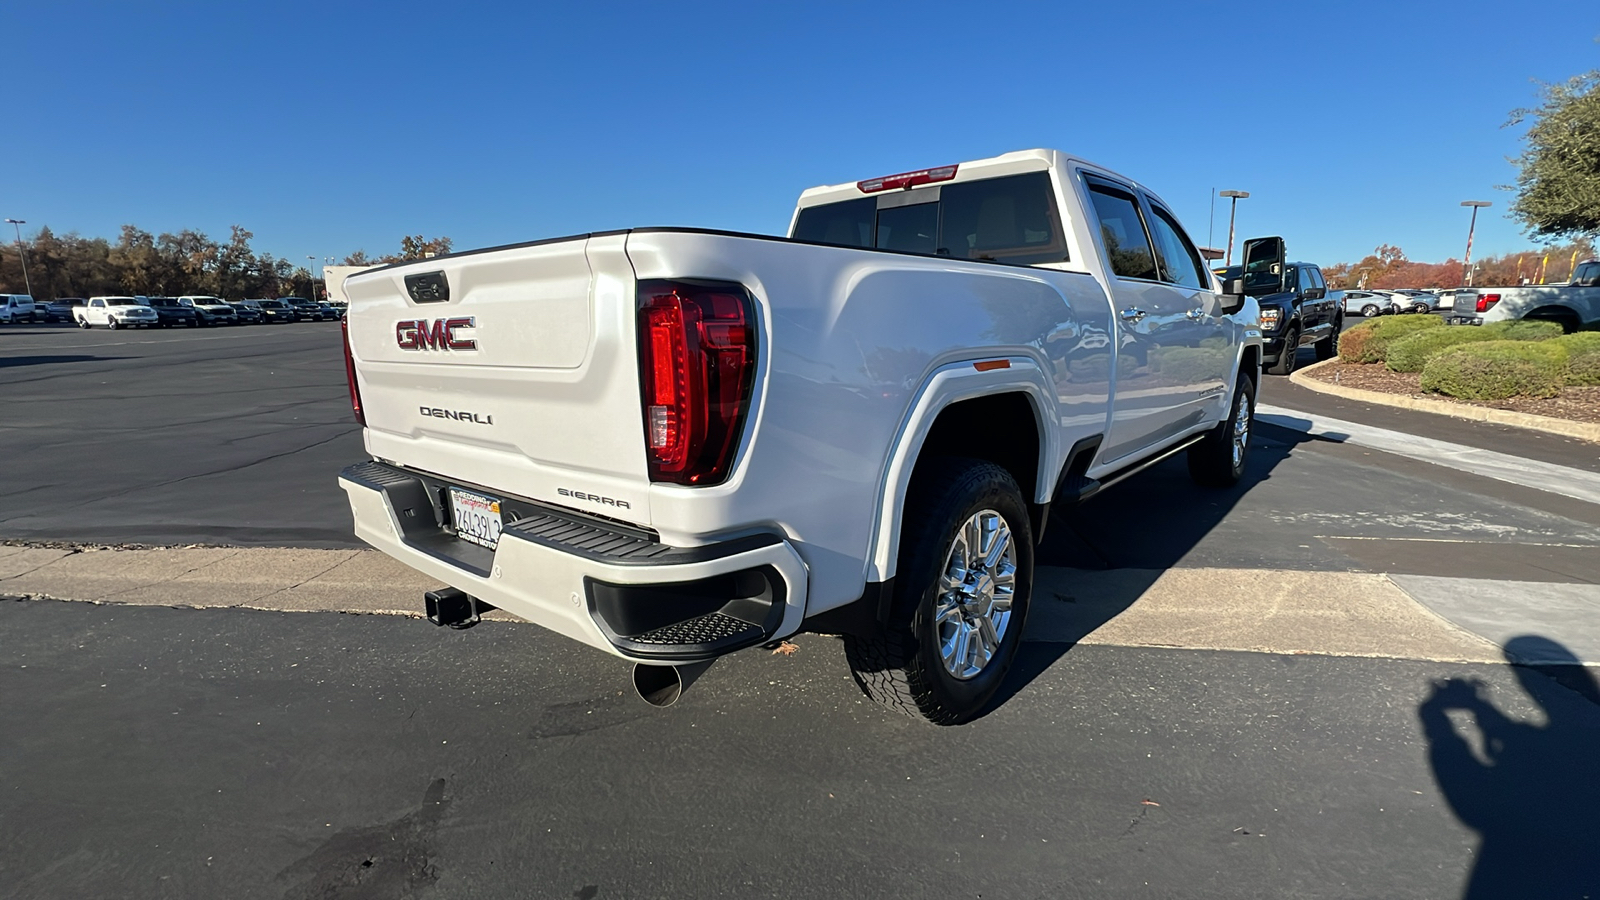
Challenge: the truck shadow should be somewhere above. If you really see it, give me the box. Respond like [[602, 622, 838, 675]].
[[1418, 635, 1600, 898], [0, 354, 127, 369], [988, 412, 1341, 714]]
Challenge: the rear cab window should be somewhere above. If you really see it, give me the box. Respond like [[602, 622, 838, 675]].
[[792, 171, 1070, 266]]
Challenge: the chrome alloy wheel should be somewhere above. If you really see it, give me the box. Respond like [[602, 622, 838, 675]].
[[1231, 390, 1252, 470], [933, 509, 1017, 680]]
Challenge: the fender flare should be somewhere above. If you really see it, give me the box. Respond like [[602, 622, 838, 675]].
[[863, 358, 1060, 583]]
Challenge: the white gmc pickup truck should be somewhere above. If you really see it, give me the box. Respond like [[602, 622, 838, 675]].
[[339, 149, 1265, 724]]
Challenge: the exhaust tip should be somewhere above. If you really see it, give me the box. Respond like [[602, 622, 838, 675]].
[[631, 661, 713, 708]]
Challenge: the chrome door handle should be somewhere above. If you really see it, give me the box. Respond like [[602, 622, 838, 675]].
[[1120, 308, 1147, 322]]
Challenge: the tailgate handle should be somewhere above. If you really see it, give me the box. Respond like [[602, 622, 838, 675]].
[[405, 271, 451, 303]]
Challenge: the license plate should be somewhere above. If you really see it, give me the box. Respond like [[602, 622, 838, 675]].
[[449, 488, 503, 550]]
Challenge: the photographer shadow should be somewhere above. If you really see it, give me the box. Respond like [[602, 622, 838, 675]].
[[1419, 635, 1600, 899]]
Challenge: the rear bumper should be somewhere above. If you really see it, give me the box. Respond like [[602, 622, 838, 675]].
[[339, 461, 809, 662]]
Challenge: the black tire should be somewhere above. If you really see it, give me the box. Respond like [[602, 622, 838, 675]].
[[1188, 372, 1256, 487], [1314, 316, 1341, 361], [1361, 304, 1380, 318], [107, 318, 120, 330], [1265, 326, 1299, 375], [77, 318, 90, 329], [843, 458, 1033, 725]]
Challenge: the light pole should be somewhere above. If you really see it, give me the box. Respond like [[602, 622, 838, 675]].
[[1219, 191, 1249, 266], [307, 255, 318, 301], [1460, 200, 1491, 287], [4, 218, 33, 297]]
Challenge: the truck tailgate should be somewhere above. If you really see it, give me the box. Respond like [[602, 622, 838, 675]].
[[343, 234, 653, 525]]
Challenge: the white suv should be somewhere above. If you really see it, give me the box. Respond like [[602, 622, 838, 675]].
[[1, 294, 36, 323]]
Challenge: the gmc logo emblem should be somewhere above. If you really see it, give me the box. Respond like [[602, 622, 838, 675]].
[[396, 317, 477, 351]]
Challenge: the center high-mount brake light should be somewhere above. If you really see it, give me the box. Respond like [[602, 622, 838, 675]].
[[637, 280, 757, 485], [1475, 294, 1501, 314], [341, 317, 365, 426], [857, 164, 958, 194]]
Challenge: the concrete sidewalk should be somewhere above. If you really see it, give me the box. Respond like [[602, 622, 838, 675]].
[[2, 544, 1545, 666]]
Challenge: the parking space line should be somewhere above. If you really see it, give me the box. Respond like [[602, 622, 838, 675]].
[[1257, 403, 1600, 507]]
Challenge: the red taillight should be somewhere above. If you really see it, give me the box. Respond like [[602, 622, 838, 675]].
[[1475, 294, 1500, 313], [857, 164, 958, 193], [637, 280, 756, 485], [341, 316, 365, 426]]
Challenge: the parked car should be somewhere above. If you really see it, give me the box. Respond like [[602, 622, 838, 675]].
[[37, 298, 85, 323], [76, 296, 160, 329], [1217, 252, 1340, 375], [1336, 289, 1395, 318], [316, 301, 344, 320], [1434, 288, 1474, 311], [143, 297, 199, 327], [282, 297, 327, 321], [1388, 289, 1440, 314], [339, 148, 1265, 724], [1, 294, 37, 323], [228, 300, 264, 324], [176, 295, 239, 326], [1448, 262, 1600, 331], [251, 299, 299, 323]]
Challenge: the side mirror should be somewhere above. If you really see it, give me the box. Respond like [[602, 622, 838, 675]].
[[1241, 236, 1287, 294], [1219, 277, 1247, 315]]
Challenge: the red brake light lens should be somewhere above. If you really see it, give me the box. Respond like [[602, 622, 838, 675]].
[[857, 164, 958, 193], [637, 280, 756, 485], [1475, 294, 1500, 313], [341, 316, 365, 426]]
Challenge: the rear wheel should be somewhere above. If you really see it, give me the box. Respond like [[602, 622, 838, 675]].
[[1266, 326, 1299, 375], [1314, 317, 1341, 360], [1361, 304, 1380, 317], [77, 318, 90, 329], [843, 458, 1033, 725], [1188, 373, 1256, 487]]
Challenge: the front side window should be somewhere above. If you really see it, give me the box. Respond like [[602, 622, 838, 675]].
[[1146, 204, 1208, 289], [1085, 179, 1157, 280]]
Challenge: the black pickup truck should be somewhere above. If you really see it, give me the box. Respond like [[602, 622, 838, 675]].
[[1218, 246, 1341, 375]]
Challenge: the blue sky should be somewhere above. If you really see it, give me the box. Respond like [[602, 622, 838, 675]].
[[6, 1, 1597, 270]]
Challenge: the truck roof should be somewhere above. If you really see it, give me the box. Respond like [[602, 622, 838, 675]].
[[793, 149, 1132, 211]]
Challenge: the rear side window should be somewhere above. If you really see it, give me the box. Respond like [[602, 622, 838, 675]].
[[1145, 205, 1208, 289], [790, 172, 1069, 265], [1085, 180, 1157, 280]]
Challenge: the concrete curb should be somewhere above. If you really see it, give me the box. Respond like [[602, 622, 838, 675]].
[[1288, 356, 1600, 444], [1, 546, 1514, 665]]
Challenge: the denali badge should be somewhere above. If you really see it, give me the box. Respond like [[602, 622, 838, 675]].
[[397, 317, 476, 351], [557, 487, 631, 510], [420, 406, 493, 425]]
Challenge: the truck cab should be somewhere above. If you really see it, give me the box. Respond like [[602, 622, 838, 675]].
[[1217, 250, 1339, 375]]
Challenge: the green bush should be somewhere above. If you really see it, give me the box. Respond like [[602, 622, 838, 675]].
[[1554, 332, 1600, 386], [1480, 319, 1565, 342], [1420, 341, 1569, 400], [1385, 319, 1566, 373], [1386, 327, 1500, 373], [1337, 315, 1444, 363]]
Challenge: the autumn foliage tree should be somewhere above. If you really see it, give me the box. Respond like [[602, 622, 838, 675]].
[[0, 228, 456, 300]]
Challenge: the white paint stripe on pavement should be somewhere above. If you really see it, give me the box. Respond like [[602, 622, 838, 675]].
[[1256, 403, 1600, 507]]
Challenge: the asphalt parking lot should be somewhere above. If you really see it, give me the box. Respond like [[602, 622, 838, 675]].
[[4, 322, 1600, 898]]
